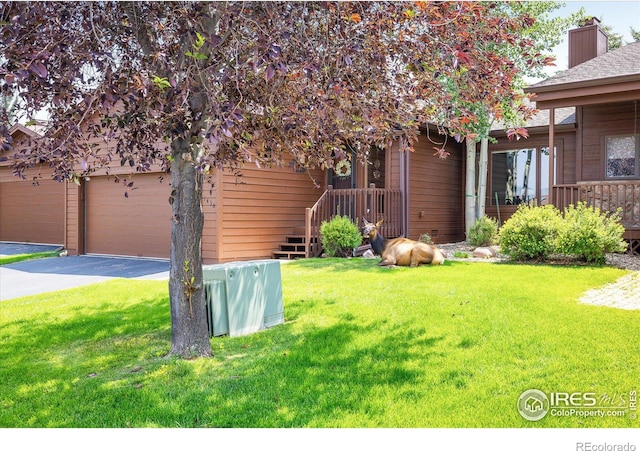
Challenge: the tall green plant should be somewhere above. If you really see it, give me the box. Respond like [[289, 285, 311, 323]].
[[467, 215, 499, 247], [320, 216, 362, 258], [498, 204, 563, 261], [556, 202, 627, 263], [0, 92, 19, 125]]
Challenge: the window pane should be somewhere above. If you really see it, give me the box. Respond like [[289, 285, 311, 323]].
[[606, 136, 636, 178], [492, 149, 537, 205], [367, 146, 385, 188]]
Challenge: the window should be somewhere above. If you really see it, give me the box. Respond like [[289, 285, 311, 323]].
[[606, 135, 639, 178], [367, 146, 385, 188], [491, 148, 551, 206]]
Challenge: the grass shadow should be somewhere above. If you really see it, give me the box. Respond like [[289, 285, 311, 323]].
[[146, 320, 448, 428]]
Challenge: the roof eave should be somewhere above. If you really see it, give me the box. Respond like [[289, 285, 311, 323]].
[[525, 77, 640, 109], [525, 73, 640, 94], [490, 122, 577, 139], [9, 123, 41, 138]]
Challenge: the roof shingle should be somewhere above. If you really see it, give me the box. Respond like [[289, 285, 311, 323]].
[[528, 41, 640, 90]]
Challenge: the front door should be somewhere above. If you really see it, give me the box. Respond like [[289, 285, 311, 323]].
[[328, 158, 356, 218], [330, 158, 356, 189]]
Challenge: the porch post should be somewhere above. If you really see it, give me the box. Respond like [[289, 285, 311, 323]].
[[305, 207, 311, 258], [399, 140, 409, 238], [548, 108, 555, 205]]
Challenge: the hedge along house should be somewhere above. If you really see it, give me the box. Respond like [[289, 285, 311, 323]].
[[485, 18, 640, 254], [0, 118, 465, 262]]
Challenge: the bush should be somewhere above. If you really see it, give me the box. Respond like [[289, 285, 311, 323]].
[[419, 233, 433, 244], [498, 204, 563, 261], [556, 202, 627, 263], [467, 215, 499, 247], [320, 215, 362, 257]]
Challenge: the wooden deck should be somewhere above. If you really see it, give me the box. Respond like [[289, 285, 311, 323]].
[[304, 185, 403, 257], [553, 180, 640, 237]]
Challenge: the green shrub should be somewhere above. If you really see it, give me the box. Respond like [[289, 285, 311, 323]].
[[320, 215, 362, 257], [498, 204, 563, 261], [467, 215, 499, 247], [419, 233, 433, 244], [556, 202, 627, 264]]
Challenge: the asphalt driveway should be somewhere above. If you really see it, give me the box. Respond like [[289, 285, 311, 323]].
[[0, 243, 169, 301]]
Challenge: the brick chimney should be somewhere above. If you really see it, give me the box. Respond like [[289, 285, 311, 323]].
[[568, 17, 609, 68]]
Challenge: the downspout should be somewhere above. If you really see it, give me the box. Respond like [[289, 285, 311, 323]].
[[215, 168, 224, 262], [477, 137, 489, 218], [64, 180, 68, 251], [399, 140, 409, 238], [575, 106, 583, 182], [405, 149, 410, 237], [82, 179, 87, 254], [465, 138, 477, 237]]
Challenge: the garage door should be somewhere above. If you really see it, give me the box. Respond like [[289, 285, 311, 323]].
[[85, 174, 172, 258], [0, 175, 65, 244]]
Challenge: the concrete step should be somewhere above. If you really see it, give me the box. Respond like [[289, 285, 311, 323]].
[[272, 250, 306, 260]]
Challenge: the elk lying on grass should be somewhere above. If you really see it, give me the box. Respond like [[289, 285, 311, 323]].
[[362, 219, 444, 267]]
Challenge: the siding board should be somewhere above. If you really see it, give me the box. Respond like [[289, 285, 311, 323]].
[[217, 164, 324, 262], [580, 102, 638, 181], [408, 130, 465, 243]]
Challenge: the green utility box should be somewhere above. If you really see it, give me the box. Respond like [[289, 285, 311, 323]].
[[204, 280, 228, 337], [203, 260, 284, 337]]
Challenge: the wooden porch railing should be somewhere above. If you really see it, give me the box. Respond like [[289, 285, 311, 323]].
[[305, 184, 403, 257], [553, 181, 640, 230]]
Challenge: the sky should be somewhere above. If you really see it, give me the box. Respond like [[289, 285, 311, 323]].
[[538, 0, 640, 79]]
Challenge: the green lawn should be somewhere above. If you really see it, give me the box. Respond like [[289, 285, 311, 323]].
[[1, 259, 638, 428], [0, 251, 61, 266]]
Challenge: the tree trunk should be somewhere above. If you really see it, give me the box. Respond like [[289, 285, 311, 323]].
[[477, 137, 489, 218], [465, 138, 477, 238], [522, 149, 533, 203], [506, 152, 515, 205], [168, 137, 211, 358]]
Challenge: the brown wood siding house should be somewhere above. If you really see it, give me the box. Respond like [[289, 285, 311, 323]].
[[61, 148, 325, 263], [487, 19, 640, 253], [8, 19, 637, 260], [406, 126, 465, 243], [1, 118, 465, 261]]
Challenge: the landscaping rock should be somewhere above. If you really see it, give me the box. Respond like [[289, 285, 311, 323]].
[[354, 244, 373, 257], [439, 241, 640, 271], [473, 247, 496, 259], [362, 249, 376, 259]]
